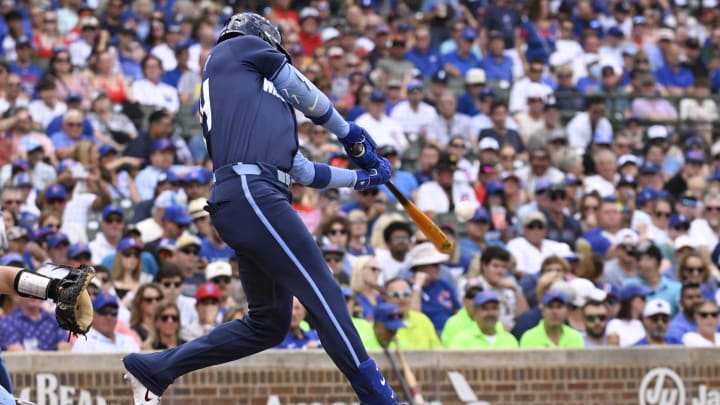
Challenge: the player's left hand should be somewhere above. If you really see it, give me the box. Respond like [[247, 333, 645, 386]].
[[342, 123, 380, 170], [354, 157, 391, 190], [53, 264, 95, 337]]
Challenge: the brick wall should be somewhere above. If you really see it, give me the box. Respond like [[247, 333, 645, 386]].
[[7, 348, 719, 404]]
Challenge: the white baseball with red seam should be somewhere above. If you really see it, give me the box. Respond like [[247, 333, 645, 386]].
[[454, 200, 479, 222]]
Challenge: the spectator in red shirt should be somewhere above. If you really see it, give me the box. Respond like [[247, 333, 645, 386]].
[[298, 7, 322, 57]]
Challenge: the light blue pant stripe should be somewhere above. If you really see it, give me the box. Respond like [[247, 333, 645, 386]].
[[240, 175, 361, 367]]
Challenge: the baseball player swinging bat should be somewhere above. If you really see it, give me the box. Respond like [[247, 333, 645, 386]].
[[350, 144, 454, 254]]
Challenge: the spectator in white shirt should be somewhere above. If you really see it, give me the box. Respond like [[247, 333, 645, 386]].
[[354, 89, 407, 153], [508, 60, 553, 115], [682, 299, 720, 347], [130, 55, 179, 114], [425, 90, 473, 148], [389, 79, 437, 138], [89, 204, 126, 263], [566, 96, 613, 155], [28, 78, 66, 130], [584, 149, 618, 198], [506, 211, 572, 277], [72, 292, 141, 353], [416, 152, 478, 217]]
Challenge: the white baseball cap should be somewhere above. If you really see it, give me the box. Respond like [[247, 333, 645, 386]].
[[464, 68, 486, 85], [569, 278, 608, 307], [643, 298, 671, 317], [479, 137, 500, 151], [205, 261, 232, 280], [673, 235, 697, 251], [647, 125, 669, 139]]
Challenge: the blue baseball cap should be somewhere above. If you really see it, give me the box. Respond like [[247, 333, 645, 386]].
[[157, 170, 180, 185], [633, 15, 647, 25], [183, 170, 207, 185], [11, 159, 29, 171], [684, 135, 704, 149], [56, 159, 76, 175], [618, 175, 637, 187], [373, 303, 407, 331], [162, 205, 192, 225], [102, 204, 123, 221], [13, 172, 32, 187], [92, 292, 119, 311], [470, 207, 490, 222], [534, 179, 551, 193], [461, 27, 477, 41], [68, 242, 91, 259], [543, 291, 568, 305], [341, 286, 353, 297], [0, 252, 25, 266], [153, 138, 175, 153], [117, 237, 141, 252], [406, 79, 423, 92], [607, 26, 624, 37], [45, 184, 67, 201], [158, 238, 176, 252], [669, 214, 691, 229], [685, 149, 705, 163], [679, 191, 698, 207], [431, 69, 448, 84], [99, 144, 118, 157], [47, 232, 70, 249], [66, 92, 83, 103], [369, 89, 386, 102], [34, 226, 55, 242], [619, 283, 652, 302], [565, 173, 582, 186], [639, 161, 660, 175], [473, 290, 499, 307], [485, 180, 505, 194]]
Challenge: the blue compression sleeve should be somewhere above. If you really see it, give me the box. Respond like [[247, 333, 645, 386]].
[[271, 63, 350, 138], [290, 152, 357, 188]]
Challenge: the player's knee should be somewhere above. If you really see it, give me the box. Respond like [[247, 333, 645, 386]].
[[248, 309, 291, 345]]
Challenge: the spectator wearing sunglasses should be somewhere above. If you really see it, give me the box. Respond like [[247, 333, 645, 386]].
[[205, 261, 238, 313], [674, 251, 716, 300], [71, 292, 140, 353], [666, 282, 704, 343], [89, 204, 125, 263], [129, 283, 164, 343], [154, 264, 198, 327], [581, 300, 610, 347], [384, 278, 440, 349], [148, 301, 186, 350], [634, 299, 679, 346], [507, 211, 571, 277], [682, 299, 720, 346], [322, 243, 349, 285], [110, 237, 151, 307]]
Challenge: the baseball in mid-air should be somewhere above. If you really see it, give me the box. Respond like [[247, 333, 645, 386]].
[[454, 200, 478, 222]]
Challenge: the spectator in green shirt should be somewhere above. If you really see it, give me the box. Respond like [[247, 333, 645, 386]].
[[520, 291, 584, 348], [441, 283, 483, 347], [384, 278, 442, 349], [357, 302, 408, 350], [447, 290, 519, 349]]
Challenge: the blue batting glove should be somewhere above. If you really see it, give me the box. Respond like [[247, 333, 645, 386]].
[[342, 122, 380, 170], [354, 157, 392, 190]]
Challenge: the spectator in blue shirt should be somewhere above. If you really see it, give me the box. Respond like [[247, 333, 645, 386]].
[[442, 27, 480, 80], [480, 31, 514, 84], [409, 242, 461, 333], [276, 297, 321, 349], [633, 298, 681, 345], [623, 241, 682, 315], [655, 43, 695, 93], [49, 109, 96, 158], [519, 0, 557, 64], [404, 25, 442, 79], [666, 282, 704, 343], [9, 36, 43, 96], [376, 145, 418, 203], [457, 68, 487, 116], [481, 0, 521, 50], [0, 295, 71, 351]]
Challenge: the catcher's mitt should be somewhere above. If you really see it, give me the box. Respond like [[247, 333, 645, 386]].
[[52, 264, 95, 337]]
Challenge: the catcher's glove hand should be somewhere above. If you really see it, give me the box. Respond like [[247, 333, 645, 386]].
[[52, 264, 95, 337]]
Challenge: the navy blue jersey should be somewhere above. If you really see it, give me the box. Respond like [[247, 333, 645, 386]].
[[200, 35, 298, 171]]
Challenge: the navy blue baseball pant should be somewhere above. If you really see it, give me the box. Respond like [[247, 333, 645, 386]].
[[124, 166, 368, 394]]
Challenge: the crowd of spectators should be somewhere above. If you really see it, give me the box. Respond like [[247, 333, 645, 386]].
[[3, 0, 720, 354]]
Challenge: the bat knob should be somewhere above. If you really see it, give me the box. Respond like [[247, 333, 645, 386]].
[[350, 142, 365, 157]]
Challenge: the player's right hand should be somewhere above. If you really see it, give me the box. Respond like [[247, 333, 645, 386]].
[[342, 122, 380, 170], [354, 157, 391, 190]]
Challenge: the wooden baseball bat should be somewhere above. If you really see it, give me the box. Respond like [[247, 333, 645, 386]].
[[385, 181, 454, 254], [393, 338, 426, 405], [382, 344, 414, 405]]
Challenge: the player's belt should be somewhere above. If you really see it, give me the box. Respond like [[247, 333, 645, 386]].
[[213, 163, 292, 187]]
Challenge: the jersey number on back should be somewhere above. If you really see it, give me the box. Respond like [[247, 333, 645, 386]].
[[200, 78, 212, 132]]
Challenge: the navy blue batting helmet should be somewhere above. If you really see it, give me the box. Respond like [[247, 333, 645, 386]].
[[218, 12, 291, 61]]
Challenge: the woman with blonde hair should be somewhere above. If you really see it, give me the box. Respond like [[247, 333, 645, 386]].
[[129, 283, 164, 342], [349, 255, 384, 321], [111, 237, 153, 307], [145, 301, 186, 350]]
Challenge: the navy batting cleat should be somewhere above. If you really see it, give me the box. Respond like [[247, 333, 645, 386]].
[[347, 358, 401, 405], [123, 360, 160, 405]]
